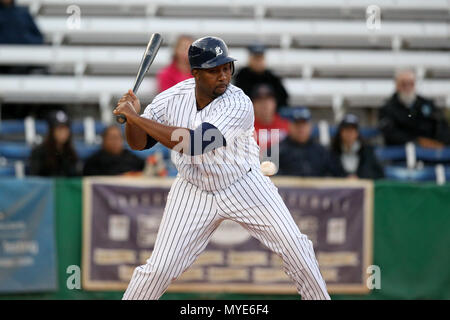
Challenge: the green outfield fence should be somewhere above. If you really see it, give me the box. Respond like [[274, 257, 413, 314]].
[[1, 178, 450, 300]]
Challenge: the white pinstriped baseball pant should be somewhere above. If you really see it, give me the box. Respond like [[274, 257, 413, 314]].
[[123, 168, 330, 300]]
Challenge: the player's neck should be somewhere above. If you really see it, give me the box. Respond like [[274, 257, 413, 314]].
[[195, 89, 215, 111]]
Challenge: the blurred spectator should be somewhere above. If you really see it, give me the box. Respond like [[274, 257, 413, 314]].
[[0, 0, 45, 74], [157, 35, 194, 93], [29, 110, 80, 177], [143, 152, 168, 177], [251, 84, 289, 152], [83, 125, 145, 176], [234, 43, 289, 110], [0, 0, 48, 119], [0, 0, 43, 44], [277, 107, 343, 177], [379, 69, 450, 148], [331, 114, 384, 180]]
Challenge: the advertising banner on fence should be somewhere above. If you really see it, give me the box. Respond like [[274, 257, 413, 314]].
[[0, 178, 57, 293], [83, 177, 373, 294]]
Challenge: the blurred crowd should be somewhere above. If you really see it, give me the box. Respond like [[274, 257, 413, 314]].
[[1, 3, 449, 180]]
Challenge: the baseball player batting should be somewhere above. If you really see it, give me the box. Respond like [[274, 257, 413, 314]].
[[113, 36, 330, 300]]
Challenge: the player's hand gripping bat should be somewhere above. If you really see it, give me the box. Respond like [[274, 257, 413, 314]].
[[116, 33, 163, 124]]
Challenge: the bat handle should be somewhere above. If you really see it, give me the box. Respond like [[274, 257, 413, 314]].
[[116, 86, 138, 124], [116, 114, 127, 124]]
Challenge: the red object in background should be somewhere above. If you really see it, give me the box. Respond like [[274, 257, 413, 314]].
[[254, 114, 289, 150], [157, 61, 193, 93], [145, 154, 168, 177]]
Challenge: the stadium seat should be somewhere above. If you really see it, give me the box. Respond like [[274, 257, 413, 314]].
[[375, 145, 450, 163], [0, 120, 26, 135], [384, 166, 435, 181], [0, 119, 108, 137], [17, 0, 450, 20], [1, 45, 449, 78], [384, 165, 450, 182], [71, 120, 107, 136], [0, 163, 16, 177], [30, 16, 450, 48], [310, 125, 380, 140], [415, 147, 450, 163], [1, 75, 448, 108], [375, 146, 406, 162], [0, 142, 31, 161], [73, 142, 101, 160]]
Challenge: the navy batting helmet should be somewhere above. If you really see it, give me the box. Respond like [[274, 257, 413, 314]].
[[188, 36, 236, 72]]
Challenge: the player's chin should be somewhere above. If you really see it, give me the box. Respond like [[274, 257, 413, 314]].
[[213, 85, 228, 97]]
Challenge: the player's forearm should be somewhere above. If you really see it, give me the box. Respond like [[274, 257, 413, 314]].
[[125, 122, 148, 150], [127, 114, 189, 151]]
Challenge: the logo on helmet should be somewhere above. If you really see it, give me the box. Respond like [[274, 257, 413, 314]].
[[215, 46, 223, 56]]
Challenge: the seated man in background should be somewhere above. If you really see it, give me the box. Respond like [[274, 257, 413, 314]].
[[251, 84, 289, 153], [277, 107, 343, 177], [0, 0, 49, 119], [330, 114, 384, 180], [0, 0, 44, 73], [83, 125, 145, 176], [234, 43, 289, 111], [156, 34, 193, 93], [378, 69, 450, 148], [29, 110, 80, 177]]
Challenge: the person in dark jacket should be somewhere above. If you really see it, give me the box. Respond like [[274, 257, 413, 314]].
[[378, 69, 450, 148], [83, 125, 145, 176], [331, 114, 384, 180], [277, 107, 344, 177], [0, 0, 43, 44], [234, 43, 289, 110], [29, 110, 80, 177]]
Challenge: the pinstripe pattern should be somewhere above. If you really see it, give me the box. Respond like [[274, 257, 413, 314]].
[[123, 177, 224, 300], [142, 78, 260, 192], [215, 169, 330, 300], [124, 78, 330, 300]]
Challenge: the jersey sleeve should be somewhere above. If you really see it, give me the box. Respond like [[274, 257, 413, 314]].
[[141, 98, 167, 124], [204, 93, 254, 143], [140, 97, 168, 149]]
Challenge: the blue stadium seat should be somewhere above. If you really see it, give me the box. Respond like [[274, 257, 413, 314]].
[[0, 164, 16, 177], [360, 127, 381, 139], [415, 147, 450, 163], [309, 125, 380, 140], [74, 142, 171, 161], [0, 119, 47, 136], [0, 142, 31, 161], [1, 119, 108, 137], [375, 146, 406, 161], [166, 164, 178, 177], [35, 120, 48, 135], [384, 165, 450, 182], [71, 120, 107, 135], [0, 141, 170, 164], [0, 120, 25, 135], [375, 145, 450, 163], [384, 166, 436, 181], [73, 142, 100, 160]]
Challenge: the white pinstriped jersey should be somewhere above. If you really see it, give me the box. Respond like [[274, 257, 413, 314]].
[[127, 81, 330, 301], [142, 78, 260, 192]]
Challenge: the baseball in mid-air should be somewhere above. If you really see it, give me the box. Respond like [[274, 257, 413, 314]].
[[260, 161, 278, 176]]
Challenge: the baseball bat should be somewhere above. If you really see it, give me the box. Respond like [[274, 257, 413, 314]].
[[116, 33, 163, 124]]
